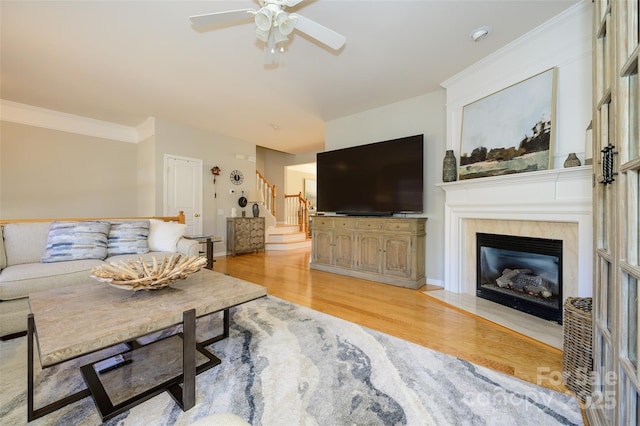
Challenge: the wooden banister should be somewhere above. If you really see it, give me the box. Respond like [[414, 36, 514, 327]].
[[256, 170, 276, 217], [284, 193, 310, 236]]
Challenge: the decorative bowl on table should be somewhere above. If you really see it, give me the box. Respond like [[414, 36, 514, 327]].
[[90, 255, 207, 291]]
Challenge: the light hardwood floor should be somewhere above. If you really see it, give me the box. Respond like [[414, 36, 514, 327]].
[[214, 248, 572, 397]]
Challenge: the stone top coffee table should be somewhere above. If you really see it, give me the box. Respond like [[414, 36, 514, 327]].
[[27, 268, 266, 422]]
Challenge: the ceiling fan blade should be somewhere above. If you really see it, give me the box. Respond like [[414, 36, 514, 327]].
[[189, 9, 254, 27], [289, 13, 345, 50], [285, 0, 304, 7]]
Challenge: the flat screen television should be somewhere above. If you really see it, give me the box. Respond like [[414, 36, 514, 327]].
[[316, 134, 424, 216]]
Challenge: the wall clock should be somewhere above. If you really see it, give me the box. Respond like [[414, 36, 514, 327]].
[[230, 170, 244, 185]]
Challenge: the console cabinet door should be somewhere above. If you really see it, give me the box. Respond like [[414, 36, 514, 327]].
[[333, 231, 354, 269], [250, 219, 265, 251], [382, 235, 413, 279], [235, 220, 252, 253], [357, 233, 383, 274], [312, 230, 333, 265]]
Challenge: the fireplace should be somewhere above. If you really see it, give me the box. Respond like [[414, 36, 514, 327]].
[[476, 233, 563, 324]]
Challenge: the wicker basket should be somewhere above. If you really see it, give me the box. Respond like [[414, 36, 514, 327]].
[[562, 297, 593, 402]]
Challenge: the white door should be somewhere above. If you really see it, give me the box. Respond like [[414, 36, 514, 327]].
[[165, 155, 203, 236]]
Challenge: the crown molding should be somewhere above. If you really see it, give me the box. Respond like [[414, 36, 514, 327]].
[[0, 100, 154, 143]]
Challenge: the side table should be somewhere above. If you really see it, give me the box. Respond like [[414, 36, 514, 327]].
[[184, 235, 222, 269]]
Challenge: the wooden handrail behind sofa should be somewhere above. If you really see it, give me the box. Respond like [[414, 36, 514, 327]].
[[0, 211, 186, 226]]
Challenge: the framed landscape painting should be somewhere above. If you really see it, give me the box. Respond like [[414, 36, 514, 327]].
[[459, 67, 557, 180]]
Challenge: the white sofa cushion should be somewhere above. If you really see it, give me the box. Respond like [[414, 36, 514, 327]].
[[0, 259, 104, 300], [3, 222, 51, 266], [107, 220, 150, 256], [148, 219, 186, 252], [41, 221, 110, 263]]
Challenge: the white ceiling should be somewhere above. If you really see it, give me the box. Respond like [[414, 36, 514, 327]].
[[1, 0, 580, 154]]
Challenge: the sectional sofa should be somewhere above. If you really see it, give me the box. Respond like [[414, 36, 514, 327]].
[[0, 213, 199, 338]]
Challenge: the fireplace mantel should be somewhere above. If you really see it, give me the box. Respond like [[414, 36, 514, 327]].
[[433, 166, 592, 348], [436, 165, 592, 297]]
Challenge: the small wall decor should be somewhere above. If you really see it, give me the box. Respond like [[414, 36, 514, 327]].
[[459, 67, 557, 180], [211, 166, 221, 198], [238, 191, 248, 208], [211, 166, 221, 180], [230, 170, 244, 185]]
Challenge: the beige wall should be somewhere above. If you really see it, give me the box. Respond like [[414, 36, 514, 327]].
[[256, 146, 294, 222], [153, 119, 256, 240], [0, 121, 138, 219], [285, 168, 316, 210], [0, 118, 262, 252], [0, 116, 321, 242], [136, 135, 156, 216]]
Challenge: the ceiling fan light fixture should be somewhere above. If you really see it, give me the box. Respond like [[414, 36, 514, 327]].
[[255, 26, 270, 42], [276, 11, 296, 36], [190, 1, 347, 60], [254, 8, 273, 32], [273, 27, 289, 43]]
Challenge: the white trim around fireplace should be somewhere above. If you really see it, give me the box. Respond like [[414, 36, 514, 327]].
[[437, 166, 592, 296]]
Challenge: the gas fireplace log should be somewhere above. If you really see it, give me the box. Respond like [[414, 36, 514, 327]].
[[496, 268, 552, 298]]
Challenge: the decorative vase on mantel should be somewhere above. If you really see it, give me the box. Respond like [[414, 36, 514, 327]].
[[564, 152, 581, 168], [442, 150, 458, 182]]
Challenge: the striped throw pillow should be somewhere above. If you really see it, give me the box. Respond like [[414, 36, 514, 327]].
[[41, 221, 110, 263], [107, 220, 150, 256]]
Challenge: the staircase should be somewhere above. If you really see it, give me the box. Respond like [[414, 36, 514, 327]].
[[265, 224, 311, 251], [256, 169, 312, 251]]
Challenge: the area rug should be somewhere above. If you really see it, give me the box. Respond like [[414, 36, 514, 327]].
[[0, 296, 583, 425]]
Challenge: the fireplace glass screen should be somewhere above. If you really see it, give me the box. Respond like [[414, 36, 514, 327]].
[[476, 233, 563, 324]]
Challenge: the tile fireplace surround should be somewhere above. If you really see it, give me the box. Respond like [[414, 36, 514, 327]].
[[434, 166, 592, 349]]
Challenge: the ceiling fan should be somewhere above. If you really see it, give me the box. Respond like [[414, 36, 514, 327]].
[[189, 0, 346, 62]]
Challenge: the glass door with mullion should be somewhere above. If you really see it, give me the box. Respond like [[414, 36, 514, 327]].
[[610, 1, 640, 424], [594, 99, 617, 424], [592, 1, 616, 424], [617, 65, 640, 424]]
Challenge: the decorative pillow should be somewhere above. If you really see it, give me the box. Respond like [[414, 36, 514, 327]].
[[41, 221, 110, 263], [148, 219, 186, 253], [107, 221, 150, 256]]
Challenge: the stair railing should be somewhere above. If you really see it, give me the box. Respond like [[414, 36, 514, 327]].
[[284, 192, 310, 236], [256, 170, 276, 217]]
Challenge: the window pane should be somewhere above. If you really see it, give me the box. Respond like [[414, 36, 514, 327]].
[[596, 332, 607, 395], [637, 389, 640, 426], [630, 70, 639, 159], [605, 344, 614, 423], [607, 262, 613, 331], [629, 170, 640, 266], [628, 275, 638, 367], [599, 258, 613, 331]]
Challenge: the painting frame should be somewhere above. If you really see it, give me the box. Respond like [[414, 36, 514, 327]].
[[459, 67, 557, 180]]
